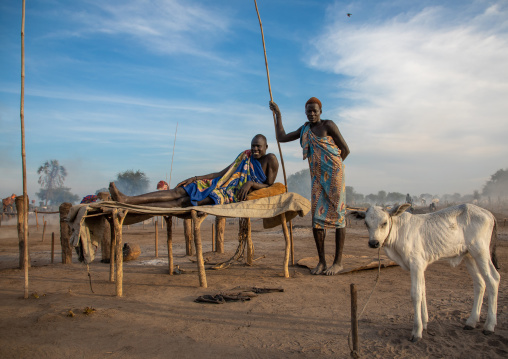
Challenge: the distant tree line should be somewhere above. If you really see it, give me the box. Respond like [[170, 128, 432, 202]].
[[35, 159, 150, 207], [287, 167, 508, 207]]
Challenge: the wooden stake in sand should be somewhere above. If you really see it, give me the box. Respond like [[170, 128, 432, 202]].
[[350, 284, 360, 358], [51, 232, 55, 263], [20, 0, 29, 299], [155, 220, 159, 258], [253, 0, 295, 265], [41, 220, 47, 242]]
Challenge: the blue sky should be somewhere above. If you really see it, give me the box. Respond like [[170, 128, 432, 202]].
[[1, 0, 507, 202]]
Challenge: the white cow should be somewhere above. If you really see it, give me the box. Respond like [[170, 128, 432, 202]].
[[352, 203, 500, 342]]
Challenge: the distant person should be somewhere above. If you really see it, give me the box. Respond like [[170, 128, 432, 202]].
[[157, 181, 169, 191], [109, 135, 279, 207], [270, 98, 350, 275]]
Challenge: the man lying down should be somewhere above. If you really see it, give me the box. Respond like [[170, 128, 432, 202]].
[[109, 134, 279, 208]]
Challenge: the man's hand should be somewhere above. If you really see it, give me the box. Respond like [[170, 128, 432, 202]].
[[237, 181, 254, 201], [176, 177, 196, 188]]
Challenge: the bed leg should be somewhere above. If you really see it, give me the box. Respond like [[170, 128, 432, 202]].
[[112, 209, 128, 297], [191, 210, 208, 288], [165, 216, 173, 275], [280, 213, 290, 278]]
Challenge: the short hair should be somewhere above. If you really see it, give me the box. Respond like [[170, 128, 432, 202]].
[[253, 134, 267, 144], [305, 97, 322, 110]]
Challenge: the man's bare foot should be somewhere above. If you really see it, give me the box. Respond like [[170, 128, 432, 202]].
[[109, 182, 127, 203], [324, 264, 343, 276], [311, 262, 326, 275]]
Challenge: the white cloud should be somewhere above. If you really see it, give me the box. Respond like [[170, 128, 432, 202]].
[[307, 1, 508, 195], [51, 0, 231, 59]]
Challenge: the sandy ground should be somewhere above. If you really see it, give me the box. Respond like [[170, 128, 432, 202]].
[[0, 208, 507, 359]]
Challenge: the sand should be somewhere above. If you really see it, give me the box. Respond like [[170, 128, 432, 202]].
[[0, 210, 507, 358]]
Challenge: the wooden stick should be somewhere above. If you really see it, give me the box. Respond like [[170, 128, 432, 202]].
[[113, 209, 128, 297], [184, 218, 193, 256], [215, 216, 225, 253], [168, 122, 178, 188], [211, 223, 215, 252], [15, 196, 30, 271], [155, 220, 159, 258], [35, 209, 39, 230], [59, 203, 72, 264], [351, 284, 360, 356], [165, 216, 173, 275], [253, 0, 295, 263], [246, 218, 253, 265], [191, 210, 208, 288], [51, 232, 55, 263], [41, 220, 47, 242], [280, 213, 290, 278], [108, 218, 115, 282], [20, 0, 29, 299]]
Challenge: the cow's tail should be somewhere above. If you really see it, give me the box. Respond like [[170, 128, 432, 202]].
[[490, 219, 500, 270]]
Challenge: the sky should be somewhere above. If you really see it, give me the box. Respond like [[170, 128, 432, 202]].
[[1, 0, 507, 203]]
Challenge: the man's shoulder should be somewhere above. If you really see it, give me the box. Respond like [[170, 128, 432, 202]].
[[262, 153, 279, 164]]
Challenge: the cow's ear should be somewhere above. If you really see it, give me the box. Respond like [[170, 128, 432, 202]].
[[349, 210, 366, 219], [389, 203, 411, 217]]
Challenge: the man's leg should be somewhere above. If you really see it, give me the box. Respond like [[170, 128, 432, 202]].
[[324, 227, 345, 276], [109, 182, 187, 205], [311, 228, 327, 275]]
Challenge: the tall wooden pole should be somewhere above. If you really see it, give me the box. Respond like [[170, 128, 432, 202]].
[[253, 0, 288, 186], [254, 0, 295, 264], [20, 0, 29, 299], [168, 122, 178, 188]]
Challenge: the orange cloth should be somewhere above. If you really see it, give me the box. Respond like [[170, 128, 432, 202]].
[[246, 182, 286, 201]]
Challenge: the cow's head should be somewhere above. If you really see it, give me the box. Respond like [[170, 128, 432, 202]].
[[350, 203, 411, 248]]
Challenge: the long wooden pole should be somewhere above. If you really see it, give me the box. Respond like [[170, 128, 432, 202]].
[[254, 0, 295, 265], [253, 0, 288, 186], [168, 122, 178, 188], [20, 0, 29, 299]]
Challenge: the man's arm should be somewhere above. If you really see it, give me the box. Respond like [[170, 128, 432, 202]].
[[325, 120, 350, 160], [176, 164, 231, 188], [270, 101, 302, 143], [237, 154, 279, 201]]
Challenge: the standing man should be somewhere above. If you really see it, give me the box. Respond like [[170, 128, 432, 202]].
[[270, 98, 350, 275]]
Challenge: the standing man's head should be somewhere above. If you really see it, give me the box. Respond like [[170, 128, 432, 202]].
[[251, 134, 268, 159], [305, 97, 322, 124]]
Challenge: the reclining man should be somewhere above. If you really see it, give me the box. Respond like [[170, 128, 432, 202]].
[[109, 134, 279, 208]]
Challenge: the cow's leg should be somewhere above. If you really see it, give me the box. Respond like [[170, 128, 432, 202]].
[[472, 251, 500, 334], [463, 254, 485, 330], [421, 274, 429, 332], [410, 265, 425, 342]]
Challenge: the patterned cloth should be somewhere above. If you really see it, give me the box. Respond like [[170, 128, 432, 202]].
[[80, 195, 98, 204], [183, 150, 267, 206], [300, 123, 346, 229]]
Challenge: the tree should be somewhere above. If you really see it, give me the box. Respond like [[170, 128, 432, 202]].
[[386, 192, 405, 204], [36, 187, 79, 205], [482, 168, 508, 199], [287, 168, 311, 199], [37, 159, 67, 205], [115, 170, 150, 196]]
